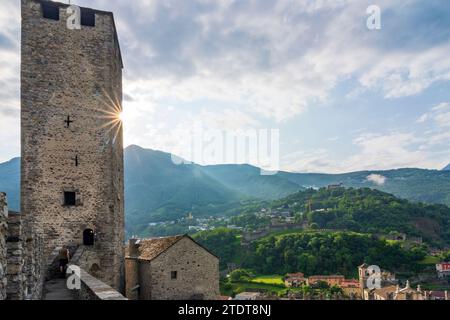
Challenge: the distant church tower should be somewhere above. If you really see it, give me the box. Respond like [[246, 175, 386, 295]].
[[21, 0, 124, 290]]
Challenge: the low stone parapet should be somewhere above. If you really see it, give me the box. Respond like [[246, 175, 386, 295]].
[[68, 265, 127, 300]]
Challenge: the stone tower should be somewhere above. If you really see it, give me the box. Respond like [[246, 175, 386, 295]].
[[21, 0, 124, 290]]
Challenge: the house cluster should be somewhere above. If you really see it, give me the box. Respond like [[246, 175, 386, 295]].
[[359, 263, 449, 300], [284, 273, 360, 298], [257, 205, 294, 221], [436, 262, 450, 279], [268, 263, 450, 300]]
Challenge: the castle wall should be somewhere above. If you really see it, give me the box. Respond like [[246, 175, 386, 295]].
[[21, 0, 124, 290], [5, 213, 26, 300], [0, 193, 7, 300], [146, 237, 220, 300]]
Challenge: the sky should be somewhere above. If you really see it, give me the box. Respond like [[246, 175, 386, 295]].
[[1, 0, 450, 173]]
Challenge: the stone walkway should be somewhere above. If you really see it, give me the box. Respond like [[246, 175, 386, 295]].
[[43, 278, 76, 300]]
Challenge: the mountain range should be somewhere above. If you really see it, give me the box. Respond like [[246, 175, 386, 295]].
[[1, 145, 449, 235]]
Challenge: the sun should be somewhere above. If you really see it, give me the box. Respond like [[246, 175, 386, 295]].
[[90, 89, 124, 143], [118, 111, 124, 122]]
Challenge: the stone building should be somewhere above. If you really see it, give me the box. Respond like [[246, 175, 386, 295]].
[[366, 281, 425, 300], [284, 273, 306, 287], [358, 263, 397, 298], [307, 275, 345, 287], [21, 0, 124, 290], [125, 235, 220, 300]]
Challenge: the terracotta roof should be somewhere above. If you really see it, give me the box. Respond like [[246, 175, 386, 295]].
[[136, 235, 184, 261], [309, 275, 345, 280], [129, 234, 219, 262], [286, 272, 305, 278], [373, 285, 398, 299], [340, 279, 360, 288], [358, 263, 369, 268]]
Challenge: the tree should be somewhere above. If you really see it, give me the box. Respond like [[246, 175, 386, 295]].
[[229, 269, 253, 282], [310, 223, 319, 230]]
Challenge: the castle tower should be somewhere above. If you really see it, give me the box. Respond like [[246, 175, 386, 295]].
[[21, 0, 124, 290]]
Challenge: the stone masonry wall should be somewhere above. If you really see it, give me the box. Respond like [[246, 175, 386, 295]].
[[0, 193, 7, 300], [0, 193, 44, 300], [21, 0, 124, 290], [145, 237, 220, 300], [6, 213, 26, 300], [24, 234, 44, 299]]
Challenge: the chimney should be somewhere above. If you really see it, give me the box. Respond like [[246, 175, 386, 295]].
[[128, 238, 140, 257]]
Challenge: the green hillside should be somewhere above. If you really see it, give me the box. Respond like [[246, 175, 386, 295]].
[[193, 228, 428, 277], [1, 146, 449, 237], [271, 187, 450, 245], [279, 169, 450, 206], [124, 145, 242, 234], [201, 164, 302, 200]]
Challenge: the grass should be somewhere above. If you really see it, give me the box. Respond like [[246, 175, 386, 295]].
[[419, 255, 440, 265], [221, 274, 287, 297], [231, 281, 286, 294], [251, 275, 285, 285]]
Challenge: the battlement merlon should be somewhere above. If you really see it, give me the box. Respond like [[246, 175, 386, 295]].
[[22, 0, 123, 69]]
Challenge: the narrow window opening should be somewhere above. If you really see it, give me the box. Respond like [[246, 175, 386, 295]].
[[83, 229, 95, 246], [81, 8, 95, 27], [74, 155, 79, 167], [171, 271, 177, 280], [64, 191, 76, 206], [42, 2, 60, 20]]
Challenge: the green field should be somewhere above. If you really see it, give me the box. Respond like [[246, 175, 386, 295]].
[[229, 281, 285, 295], [251, 275, 284, 285]]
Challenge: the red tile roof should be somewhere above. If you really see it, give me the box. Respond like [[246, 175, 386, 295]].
[[136, 235, 184, 261]]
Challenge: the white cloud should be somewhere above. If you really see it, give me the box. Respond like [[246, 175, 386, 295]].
[[417, 102, 450, 128], [1, 0, 450, 171], [366, 174, 387, 186], [416, 113, 428, 124], [359, 45, 450, 98], [282, 129, 449, 173], [432, 102, 449, 112]]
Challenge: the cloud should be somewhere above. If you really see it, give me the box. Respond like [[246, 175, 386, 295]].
[[366, 174, 387, 186], [282, 149, 332, 173], [417, 102, 450, 128], [1, 0, 450, 169], [416, 113, 428, 124], [96, 0, 450, 122], [282, 129, 449, 173]]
